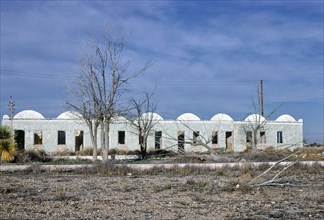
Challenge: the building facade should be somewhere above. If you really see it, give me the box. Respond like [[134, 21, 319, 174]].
[[1, 110, 303, 153]]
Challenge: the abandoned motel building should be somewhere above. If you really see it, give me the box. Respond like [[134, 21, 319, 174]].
[[1, 110, 303, 154]]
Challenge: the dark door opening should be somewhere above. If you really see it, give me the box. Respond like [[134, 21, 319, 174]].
[[15, 130, 25, 151], [178, 131, 185, 153], [226, 131, 233, 151], [75, 130, 84, 151]]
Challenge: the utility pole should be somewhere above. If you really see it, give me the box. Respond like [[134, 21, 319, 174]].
[[260, 80, 264, 117]]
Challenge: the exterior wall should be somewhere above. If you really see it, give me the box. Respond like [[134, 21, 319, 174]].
[[2, 116, 303, 153]]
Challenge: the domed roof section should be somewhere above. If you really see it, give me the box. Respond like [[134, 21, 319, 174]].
[[210, 113, 233, 121], [14, 110, 45, 119], [141, 112, 164, 121], [244, 114, 266, 122], [57, 111, 82, 119], [2, 115, 9, 119], [177, 113, 201, 121], [276, 114, 296, 122], [114, 115, 128, 122]]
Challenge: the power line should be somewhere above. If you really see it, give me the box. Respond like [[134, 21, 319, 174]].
[[1, 68, 258, 86]]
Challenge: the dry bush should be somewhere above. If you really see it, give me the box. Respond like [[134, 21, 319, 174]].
[[15, 149, 51, 163], [53, 146, 74, 156], [152, 182, 172, 192], [298, 147, 324, 161], [108, 149, 140, 155], [95, 161, 134, 176], [242, 149, 291, 162], [174, 155, 205, 163], [79, 147, 93, 156], [147, 149, 177, 157]]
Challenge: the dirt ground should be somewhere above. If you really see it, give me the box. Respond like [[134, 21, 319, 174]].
[[1, 168, 323, 220]]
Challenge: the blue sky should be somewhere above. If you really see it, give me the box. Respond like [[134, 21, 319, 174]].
[[1, 1, 323, 143]]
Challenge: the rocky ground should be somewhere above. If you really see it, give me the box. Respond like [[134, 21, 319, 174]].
[[1, 165, 323, 220]]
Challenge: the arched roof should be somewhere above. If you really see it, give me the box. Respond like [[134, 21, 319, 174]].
[[14, 110, 45, 119], [210, 113, 233, 121], [177, 113, 201, 121], [276, 114, 296, 122], [57, 111, 82, 119], [244, 114, 266, 122], [141, 112, 164, 121], [114, 116, 128, 121]]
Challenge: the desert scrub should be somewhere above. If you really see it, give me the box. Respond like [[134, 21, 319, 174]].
[[152, 182, 172, 192], [0, 126, 16, 162]]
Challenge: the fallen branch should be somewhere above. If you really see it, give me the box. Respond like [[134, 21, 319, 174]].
[[249, 150, 300, 186]]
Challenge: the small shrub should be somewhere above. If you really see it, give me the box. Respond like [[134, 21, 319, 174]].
[[79, 147, 93, 156], [53, 146, 73, 156], [152, 182, 172, 192], [55, 186, 67, 201], [0, 126, 16, 162], [95, 161, 134, 176], [15, 148, 51, 163], [239, 172, 252, 184], [215, 169, 224, 176]]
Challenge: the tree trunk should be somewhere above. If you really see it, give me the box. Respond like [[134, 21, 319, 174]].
[[87, 121, 98, 162], [102, 121, 110, 163], [92, 128, 98, 162]]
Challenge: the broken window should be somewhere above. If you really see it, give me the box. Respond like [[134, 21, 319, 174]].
[[260, 131, 266, 144], [34, 131, 42, 145], [277, 131, 283, 144], [155, 131, 162, 150], [58, 131, 66, 145], [212, 131, 218, 145], [193, 131, 199, 145], [118, 131, 125, 145], [246, 131, 252, 143]]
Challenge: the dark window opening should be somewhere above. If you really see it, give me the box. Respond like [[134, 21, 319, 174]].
[[277, 131, 283, 144], [155, 131, 162, 150], [212, 131, 218, 145], [34, 131, 43, 145], [193, 131, 199, 145], [246, 131, 252, 143], [118, 131, 125, 145], [58, 131, 66, 145], [260, 131, 266, 144]]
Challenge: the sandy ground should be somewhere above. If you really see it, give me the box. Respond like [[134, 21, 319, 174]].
[[1, 169, 323, 220]]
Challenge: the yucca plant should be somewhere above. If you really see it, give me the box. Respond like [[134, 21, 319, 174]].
[[0, 126, 16, 162]]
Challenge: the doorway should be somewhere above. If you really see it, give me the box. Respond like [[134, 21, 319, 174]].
[[75, 130, 84, 151], [14, 130, 25, 151], [177, 131, 185, 153], [225, 131, 233, 151]]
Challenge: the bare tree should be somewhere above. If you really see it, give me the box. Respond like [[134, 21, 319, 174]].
[[161, 119, 223, 161], [67, 27, 152, 163], [67, 62, 101, 161], [242, 98, 280, 153], [128, 92, 158, 159]]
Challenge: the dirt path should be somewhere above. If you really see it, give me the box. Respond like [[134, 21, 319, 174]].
[[1, 172, 323, 219]]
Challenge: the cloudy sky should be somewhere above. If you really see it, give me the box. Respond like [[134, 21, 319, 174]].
[[1, 1, 323, 143]]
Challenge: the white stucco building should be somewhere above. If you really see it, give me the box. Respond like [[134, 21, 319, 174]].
[[1, 110, 303, 153]]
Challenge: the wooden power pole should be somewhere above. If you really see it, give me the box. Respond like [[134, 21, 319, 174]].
[[260, 80, 264, 117]]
